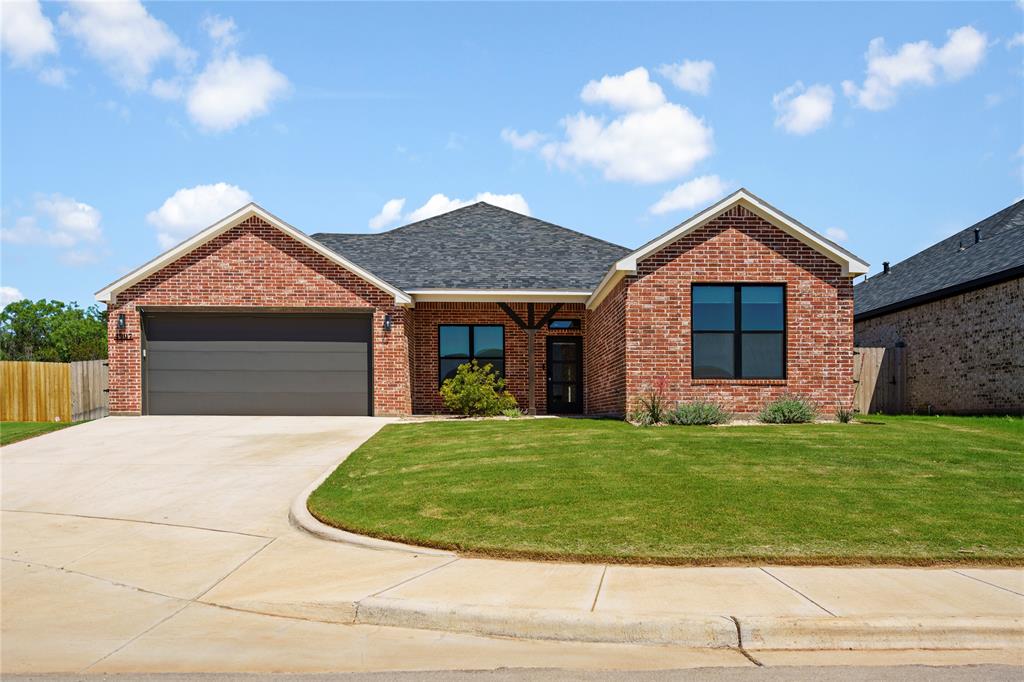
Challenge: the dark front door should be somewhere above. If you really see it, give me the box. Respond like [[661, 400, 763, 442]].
[[142, 312, 372, 416], [546, 336, 582, 414]]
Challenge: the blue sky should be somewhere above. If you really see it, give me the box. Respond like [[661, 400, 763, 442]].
[[2, 1, 1022, 307]]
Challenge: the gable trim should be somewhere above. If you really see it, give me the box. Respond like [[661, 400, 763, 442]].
[[587, 188, 870, 310], [94, 203, 412, 306]]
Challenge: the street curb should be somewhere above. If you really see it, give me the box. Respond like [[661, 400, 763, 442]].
[[739, 615, 1024, 651], [355, 597, 738, 647], [288, 459, 455, 557]]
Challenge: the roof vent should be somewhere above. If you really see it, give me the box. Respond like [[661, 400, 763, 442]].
[[974, 226, 981, 244], [958, 239, 964, 252], [882, 261, 890, 274]]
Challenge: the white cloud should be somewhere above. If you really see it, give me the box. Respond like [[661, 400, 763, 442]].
[[186, 53, 290, 132], [0, 0, 57, 66], [146, 182, 252, 248], [0, 286, 25, 307], [772, 82, 835, 135], [59, 0, 194, 90], [825, 227, 849, 242], [368, 198, 406, 230], [150, 77, 184, 100], [542, 103, 713, 183], [580, 67, 665, 111], [842, 26, 988, 110], [37, 66, 67, 87], [658, 60, 715, 96], [1009, 33, 1024, 49], [1, 194, 102, 248], [501, 128, 545, 150], [649, 175, 730, 215], [201, 15, 237, 52], [405, 193, 531, 224]]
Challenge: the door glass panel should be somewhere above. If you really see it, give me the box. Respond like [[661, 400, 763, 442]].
[[741, 286, 784, 331], [551, 342, 578, 362], [693, 333, 735, 378], [693, 286, 735, 330]]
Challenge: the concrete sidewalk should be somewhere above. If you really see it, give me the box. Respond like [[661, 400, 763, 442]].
[[2, 417, 1022, 675]]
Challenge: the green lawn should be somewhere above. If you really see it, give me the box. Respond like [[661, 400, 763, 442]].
[[0, 421, 78, 446], [308, 416, 1024, 565]]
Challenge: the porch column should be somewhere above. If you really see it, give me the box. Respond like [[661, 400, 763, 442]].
[[497, 302, 563, 416]]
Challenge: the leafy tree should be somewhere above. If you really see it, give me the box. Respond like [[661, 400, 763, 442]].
[[0, 299, 107, 362]]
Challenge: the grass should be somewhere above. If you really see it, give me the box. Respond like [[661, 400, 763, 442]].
[[1, 421, 78, 446], [308, 415, 1024, 566]]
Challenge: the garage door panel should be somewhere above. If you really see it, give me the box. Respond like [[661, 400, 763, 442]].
[[147, 346, 368, 373], [148, 369, 369, 393], [143, 313, 371, 416], [148, 391, 369, 417]]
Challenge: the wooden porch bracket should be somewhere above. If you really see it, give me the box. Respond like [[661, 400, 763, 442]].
[[497, 302, 564, 415]]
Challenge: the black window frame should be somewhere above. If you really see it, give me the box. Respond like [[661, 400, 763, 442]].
[[547, 318, 581, 330], [691, 283, 787, 380], [438, 324, 505, 386]]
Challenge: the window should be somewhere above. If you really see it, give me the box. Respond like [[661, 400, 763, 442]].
[[692, 284, 785, 379], [547, 318, 581, 330], [438, 325, 504, 384]]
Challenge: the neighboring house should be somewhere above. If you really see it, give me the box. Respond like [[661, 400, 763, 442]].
[[96, 189, 868, 417], [854, 200, 1023, 415]]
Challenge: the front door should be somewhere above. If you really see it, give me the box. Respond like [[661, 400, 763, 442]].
[[547, 336, 582, 414]]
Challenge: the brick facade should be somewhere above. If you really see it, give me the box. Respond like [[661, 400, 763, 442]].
[[410, 302, 586, 414], [107, 207, 857, 418], [854, 277, 1023, 415], [619, 205, 855, 415], [106, 216, 411, 416]]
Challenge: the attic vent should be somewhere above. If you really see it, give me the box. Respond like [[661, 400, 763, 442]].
[[974, 226, 981, 244], [883, 261, 890, 274]]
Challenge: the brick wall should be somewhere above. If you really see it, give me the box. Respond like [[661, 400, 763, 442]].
[[411, 302, 586, 414], [624, 205, 855, 415], [584, 279, 628, 416], [854, 277, 1023, 414], [107, 216, 411, 416]]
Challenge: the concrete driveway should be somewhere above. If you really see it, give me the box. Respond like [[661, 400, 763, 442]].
[[2, 417, 1020, 675], [0, 417, 752, 675]]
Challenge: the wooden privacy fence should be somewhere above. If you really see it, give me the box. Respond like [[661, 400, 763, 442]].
[[1, 360, 108, 422], [852, 346, 907, 414]]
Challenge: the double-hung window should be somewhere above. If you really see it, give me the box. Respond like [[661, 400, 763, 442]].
[[438, 325, 505, 384], [691, 284, 785, 379]]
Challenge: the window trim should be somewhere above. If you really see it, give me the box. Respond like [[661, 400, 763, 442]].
[[438, 324, 506, 386], [691, 283, 787, 380]]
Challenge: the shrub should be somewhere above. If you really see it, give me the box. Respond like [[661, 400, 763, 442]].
[[629, 387, 667, 426], [666, 401, 730, 426], [439, 361, 518, 417], [501, 407, 523, 418], [835, 407, 855, 423], [758, 395, 817, 424]]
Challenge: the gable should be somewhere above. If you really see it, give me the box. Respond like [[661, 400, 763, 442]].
[[587, 189, 869, 309], [95, 203, 411, 305]]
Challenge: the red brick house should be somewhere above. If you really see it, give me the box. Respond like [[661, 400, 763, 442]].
[[96, 189, 868, 417]]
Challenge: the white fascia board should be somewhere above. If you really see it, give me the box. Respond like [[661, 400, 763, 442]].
[[95, 203, 412, 306], [587, 189, 870, 309], [406, 289, 591, 303]]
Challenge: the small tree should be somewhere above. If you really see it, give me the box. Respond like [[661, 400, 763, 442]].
[[439, 361, 518, 417]]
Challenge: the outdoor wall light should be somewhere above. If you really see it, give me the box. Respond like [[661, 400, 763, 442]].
[[117, 313, 126, 330], [383, 314, 393, 332]]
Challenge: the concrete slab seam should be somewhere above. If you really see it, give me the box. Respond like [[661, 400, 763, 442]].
[[952, 570, 1024, 597], [759, 567, 836, 616]]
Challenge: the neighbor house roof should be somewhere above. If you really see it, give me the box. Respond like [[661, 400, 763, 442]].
[[312, 202, 630, 292], [854, 199, 1024, 320]]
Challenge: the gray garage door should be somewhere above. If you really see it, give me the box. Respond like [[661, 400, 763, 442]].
[[142, 313, 371, 416]]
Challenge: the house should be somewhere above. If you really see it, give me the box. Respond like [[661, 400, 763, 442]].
[[96, 189, 869, 417], [854, 200, 1023, 415]]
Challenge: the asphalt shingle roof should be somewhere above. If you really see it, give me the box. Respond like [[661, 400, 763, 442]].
[[311, 202, 630, 291], [854, 200, 1024, 318]]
